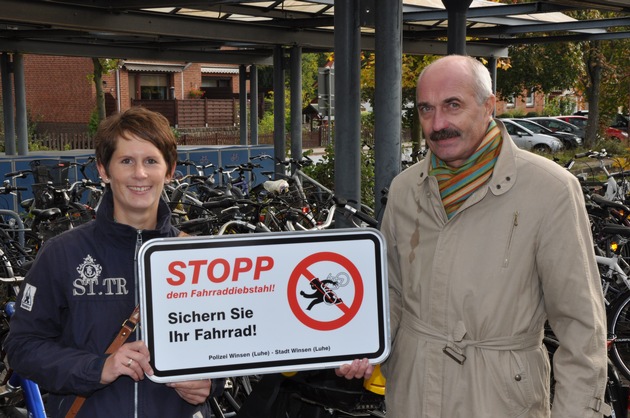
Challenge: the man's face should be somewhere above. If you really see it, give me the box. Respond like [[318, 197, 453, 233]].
[[417, 61, 495, 168]]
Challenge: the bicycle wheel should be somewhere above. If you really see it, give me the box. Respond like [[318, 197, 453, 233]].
[[265, 208, 316, 231], [608, 290, 630, 380]]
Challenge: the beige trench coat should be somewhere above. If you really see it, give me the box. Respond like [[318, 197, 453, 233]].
[[380, 120, 607, 418]]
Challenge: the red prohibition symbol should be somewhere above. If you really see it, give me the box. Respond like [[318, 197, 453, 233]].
[[287, 251, 364, 331]]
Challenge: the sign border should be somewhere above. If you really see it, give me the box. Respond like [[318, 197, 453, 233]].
[[138, 228, 389, 381]]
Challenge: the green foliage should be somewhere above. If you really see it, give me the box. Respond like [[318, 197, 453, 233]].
[[301, 137, 376, 209], [592, 138, 629, 157], [86, 58, 120, 83], [27, 139, 51, 151], [552, 139, 630, 169], [496, 42, 583, 101], [361, 112, 375, 132], [497, 109, 527, 119], [299, 53, 322, 106], [543, 96, 576, 116], [302, 141, 335, 191], [361, 53, 435, 133], [88, 108, 100, 136], [258, 110, 276, 135], [0, 106, 52, 152]]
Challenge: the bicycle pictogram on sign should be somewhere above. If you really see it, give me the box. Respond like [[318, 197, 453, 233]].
[[287, 252, 364, 331]]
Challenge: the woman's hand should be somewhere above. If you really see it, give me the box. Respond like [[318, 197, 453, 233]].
[[167, 379, 212, 405], [100, 340, 153, 384], [335, 358, 374, 380]]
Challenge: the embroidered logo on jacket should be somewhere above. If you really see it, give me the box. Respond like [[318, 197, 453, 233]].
[[20, 283, 36, 311], [73, 255, 129, 296]]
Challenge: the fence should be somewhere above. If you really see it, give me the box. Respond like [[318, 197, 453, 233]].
[[29, 126, 334, 151], [28, 126, 410, 151], [177, 126, 332, 149], [31, 133, 95, 150], [131, 98, 236, 127]]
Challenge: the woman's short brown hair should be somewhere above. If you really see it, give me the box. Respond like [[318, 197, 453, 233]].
[[94, 106, 178, 176]]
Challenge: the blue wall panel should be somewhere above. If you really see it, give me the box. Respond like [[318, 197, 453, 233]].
[[0, 145, 273, 212]]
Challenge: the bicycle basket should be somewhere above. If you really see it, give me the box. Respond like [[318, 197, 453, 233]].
[[31, 183, 65, 208], [29, 160, 71, 187]]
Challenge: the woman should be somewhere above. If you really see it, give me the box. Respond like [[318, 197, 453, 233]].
[[5, 107, 216, 417]]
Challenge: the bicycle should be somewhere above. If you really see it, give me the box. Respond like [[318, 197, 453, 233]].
[[0, 250, 46, 418], [575, 150, 630, 204], [0, 301, 47, 418]]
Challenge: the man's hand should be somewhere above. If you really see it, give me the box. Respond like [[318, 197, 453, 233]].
[[335, 358, 374, 380], [167, 379, 212, 405]]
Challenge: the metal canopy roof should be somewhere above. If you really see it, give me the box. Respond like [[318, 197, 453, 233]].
[[0, 0, 628, 64]]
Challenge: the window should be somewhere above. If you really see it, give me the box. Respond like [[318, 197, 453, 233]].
[[129, 73, 169, 100], [506, 95, 515, 108], [202, 77, 231, 88], [526, 90, 535, 107], [201, 76, 233, 99]]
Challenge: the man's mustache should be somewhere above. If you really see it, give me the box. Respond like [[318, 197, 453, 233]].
[[430, 128, 461, 141]]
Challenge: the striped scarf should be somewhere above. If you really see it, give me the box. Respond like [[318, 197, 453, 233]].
[[429, 120, 502, 219]]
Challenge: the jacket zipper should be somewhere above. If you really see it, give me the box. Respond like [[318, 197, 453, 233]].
[[134, 230, 143, 418], [503, 211, 519, 268]]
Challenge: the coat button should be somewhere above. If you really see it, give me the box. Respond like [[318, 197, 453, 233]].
[[514, 374, 522, 381]]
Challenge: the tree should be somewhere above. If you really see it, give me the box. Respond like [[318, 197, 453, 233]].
[[495, 8, 629, 148], [360, 52, 436, 150], [256, 52, 327, 135], [495, 42, 582, 101], [571, 9, 630, 146], [89, 58, 119, 132]]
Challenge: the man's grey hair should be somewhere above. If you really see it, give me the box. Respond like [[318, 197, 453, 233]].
[[418, 55, 493, 105]]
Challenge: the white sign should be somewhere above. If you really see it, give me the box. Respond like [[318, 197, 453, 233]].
[[137, 228, 389, 382]]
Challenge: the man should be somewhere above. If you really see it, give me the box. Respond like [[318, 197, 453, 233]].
[[378, 55, 608, 417]]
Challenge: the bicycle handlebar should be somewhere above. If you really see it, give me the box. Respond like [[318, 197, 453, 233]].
[[5, 170, 32, 179], [333, 196, 379, 228], [574, 149, 610, 159]]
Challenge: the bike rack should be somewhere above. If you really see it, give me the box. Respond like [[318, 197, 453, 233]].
[[0, 209, 27, 248]]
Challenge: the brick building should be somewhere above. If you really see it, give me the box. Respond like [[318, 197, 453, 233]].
[[495, 90, 546, 117], [0, 54, 246, 134]]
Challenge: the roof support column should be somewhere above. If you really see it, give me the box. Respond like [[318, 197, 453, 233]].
[[334, 0, 362, 227], [442, 0, 472, 55], [290, 45, 302, 161], [1, 53, 16, 156], [250, 64, 258, 145], [273, 45, 286, 175], [374, 0, 402, 222], [13, 53, 28, 155], [239, 64, 248, 145]]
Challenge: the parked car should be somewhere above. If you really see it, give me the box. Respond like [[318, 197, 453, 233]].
[[499, 118, 563, 153], [609, 113, 629, 142], [555, 115, 588, 130], [528, 116, 585, 140], [556, 114, 629, 142], [510, 118, 581, 149], [607, 126, 629, 141]]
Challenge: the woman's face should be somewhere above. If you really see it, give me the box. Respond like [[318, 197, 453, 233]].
[[97, 133, 173, 229]]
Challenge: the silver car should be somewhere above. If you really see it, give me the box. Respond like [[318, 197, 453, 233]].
[[499, 119, 564, 153]]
